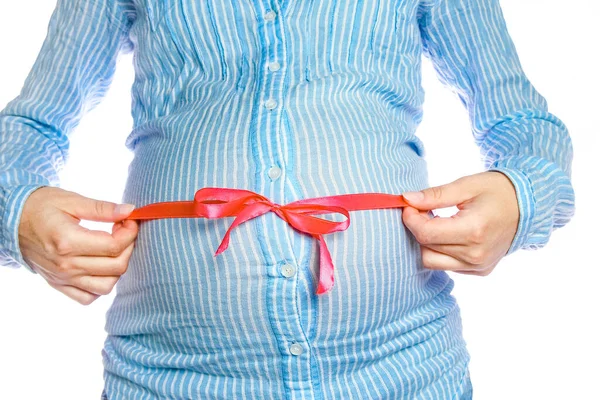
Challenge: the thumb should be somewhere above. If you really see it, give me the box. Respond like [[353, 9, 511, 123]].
[[402, 178, 473, 210], [66, 194, 136, 222]]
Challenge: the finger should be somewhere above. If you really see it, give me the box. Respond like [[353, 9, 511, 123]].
[[421, 242, 472, 263], [452, 265, 494, 276], [403, 207, 473, 246], [421, 246, 477, 272], [72, 240, 136, 276], [112, 221, 123, 235], [47, 281, 100, 306], [62, 193, 136, 223], [454, 258, 501, 276], [453, 269, 487, 276], [402, 175, 480, 210], [420, 239, 494, 266], [26, 233, 136, 279], [55, 218, 139, 257], [70, 275, 121, 296]]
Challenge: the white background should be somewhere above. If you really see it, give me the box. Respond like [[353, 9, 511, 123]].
[[0, 1, 598, 399]]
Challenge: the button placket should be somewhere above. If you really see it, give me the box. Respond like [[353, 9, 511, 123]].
[[261, 6, 285, 185], [254, 4, 317, 396]]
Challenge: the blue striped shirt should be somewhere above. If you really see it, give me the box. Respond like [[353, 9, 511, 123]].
[[0, 0, 574, 398]]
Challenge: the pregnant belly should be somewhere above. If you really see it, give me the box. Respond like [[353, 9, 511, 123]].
[[106, 200, 454, 345], [106, 137, 456, 359]]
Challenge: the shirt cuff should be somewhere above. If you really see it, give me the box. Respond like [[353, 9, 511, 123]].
[[1, 184, 49, 273], [485, 166, 536, 257]]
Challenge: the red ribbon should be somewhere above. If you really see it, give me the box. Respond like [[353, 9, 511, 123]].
[[124, 187, 409, 295]]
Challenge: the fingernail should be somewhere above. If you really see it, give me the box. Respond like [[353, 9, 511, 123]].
[[403, 191, 424, 203], [115, 203, 135, 216]]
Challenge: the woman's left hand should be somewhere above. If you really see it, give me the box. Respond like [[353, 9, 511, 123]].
[[401, 171, 520, 276]]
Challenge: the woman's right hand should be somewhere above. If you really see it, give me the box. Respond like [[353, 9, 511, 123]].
[[17, 186, 139, 305]]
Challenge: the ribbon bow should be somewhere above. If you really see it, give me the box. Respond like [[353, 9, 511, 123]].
[[125, 187, 409, 295]]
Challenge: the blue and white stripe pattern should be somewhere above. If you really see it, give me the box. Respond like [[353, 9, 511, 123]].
[[0, 0, 574, 398]]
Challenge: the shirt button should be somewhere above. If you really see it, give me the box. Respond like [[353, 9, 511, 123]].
[[281, 263, 296, 278], [268, 166, 282, 180], [268, 61, 281, 72], [264, 10, 276, 21], [264, 99, 277, 110], [289, 343, 304, 356]]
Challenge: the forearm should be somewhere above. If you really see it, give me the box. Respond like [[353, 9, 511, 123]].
[[418, 0, 575, 255], [0, 0, 135, 270]]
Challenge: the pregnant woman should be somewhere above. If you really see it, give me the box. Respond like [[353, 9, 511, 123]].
[[0, 0, 574, 399]]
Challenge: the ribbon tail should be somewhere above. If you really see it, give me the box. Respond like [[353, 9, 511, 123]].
[[215, 228, 233, 256], [315, 234, 335, 295], [214, 204, 272, 257], [214, 214, 249, 256]]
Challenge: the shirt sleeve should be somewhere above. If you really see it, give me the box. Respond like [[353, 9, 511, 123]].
[[417, 0, 576, 257], [0, 0, 136, 272]]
